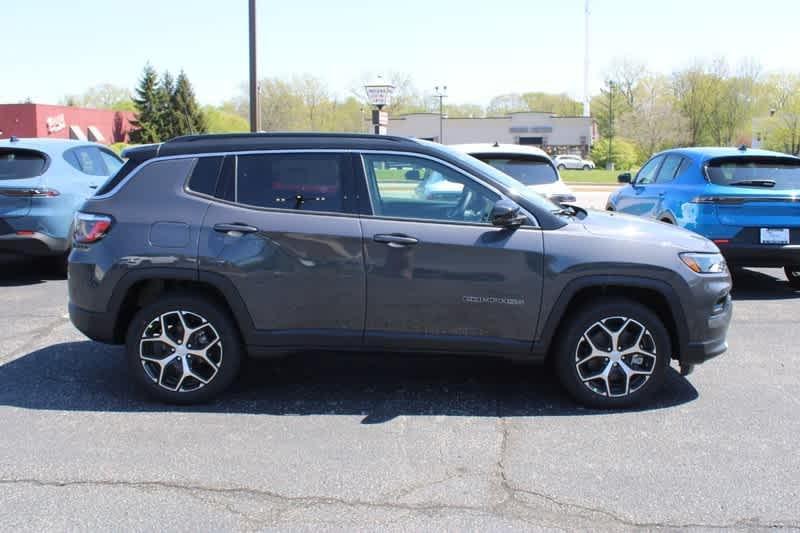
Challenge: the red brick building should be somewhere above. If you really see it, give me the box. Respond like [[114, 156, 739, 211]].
[[0, 103, 136, 144]]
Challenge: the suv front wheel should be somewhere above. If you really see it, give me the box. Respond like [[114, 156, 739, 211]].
[[126, 293, 242, 404], [555, 299, 670, 408]]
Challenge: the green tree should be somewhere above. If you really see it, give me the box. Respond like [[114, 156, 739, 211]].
[[520, 92, 582, 115], [763, 74, 800, 155], [591, 137, 638, 170], [171, 70, 207, 136], [156, 71, 176, 139], [129, 64, 162, 144], [203, 105, 249, 133]]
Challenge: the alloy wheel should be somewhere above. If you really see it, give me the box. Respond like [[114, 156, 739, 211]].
[[574, 316, 657, 398], [139, 310, 223, 393]]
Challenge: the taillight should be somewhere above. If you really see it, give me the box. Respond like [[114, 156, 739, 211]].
[[0, 188, 60, 197], [73, 212, 113, 244]]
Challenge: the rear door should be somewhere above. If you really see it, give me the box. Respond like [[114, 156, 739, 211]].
[[358, 152, 544, 355], [198, 151, 366, 348], [0, 147, 48, 219]]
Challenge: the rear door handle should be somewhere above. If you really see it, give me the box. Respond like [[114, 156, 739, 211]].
[[89, 184, 99, 189], [214, 223, 259, 234], [373, 233, 419, 246]]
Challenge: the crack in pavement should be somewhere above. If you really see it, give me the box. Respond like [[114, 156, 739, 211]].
[[1, 475, 798, 530]]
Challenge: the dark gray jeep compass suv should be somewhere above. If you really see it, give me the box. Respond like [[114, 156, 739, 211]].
[[68, 133, 732, 408]]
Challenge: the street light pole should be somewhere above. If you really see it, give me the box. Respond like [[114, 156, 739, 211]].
[[434, 85, 447, 144], [248, 0, 260, 132]]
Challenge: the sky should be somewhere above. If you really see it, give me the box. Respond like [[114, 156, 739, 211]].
[[3, 0, 800, 107]]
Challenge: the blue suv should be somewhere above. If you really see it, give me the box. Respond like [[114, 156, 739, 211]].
[[607, 147, 800, 289], [0, 137, 122, 268]]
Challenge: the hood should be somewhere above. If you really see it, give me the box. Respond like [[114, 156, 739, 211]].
[[528, 181, 573, 196], [581, 210, 718, 253]]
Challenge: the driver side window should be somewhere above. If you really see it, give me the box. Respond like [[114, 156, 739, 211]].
[[362, 154, 499, 224], [635, 156, 663, 185]]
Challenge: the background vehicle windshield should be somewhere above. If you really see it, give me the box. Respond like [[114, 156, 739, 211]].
[[707, 157, 800, 190], [0, 149, 47, 180], [474, 155, 559, 186], [417, 140, 561, 212]]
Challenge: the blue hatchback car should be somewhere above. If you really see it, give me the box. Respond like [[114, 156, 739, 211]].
[[0, 137, 123, 267], [607, 147, 800, 289]]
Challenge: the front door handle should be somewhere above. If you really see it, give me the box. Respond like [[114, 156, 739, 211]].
[[89, 184, 99, 189], [214, 223, 259, 234], [373, 233, 419, 247]]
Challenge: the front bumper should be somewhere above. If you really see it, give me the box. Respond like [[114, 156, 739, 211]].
[[680, 293, 732, 365], [717, 243, 800, 267], [0, 231, 68, 256]]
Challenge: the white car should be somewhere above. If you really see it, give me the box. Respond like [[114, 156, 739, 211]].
[[554, 154, 595, 170], [449, 143, 577, 204]]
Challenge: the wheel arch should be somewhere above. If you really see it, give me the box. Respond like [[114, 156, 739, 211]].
[[534, 276, 688, 362], [107, 268, 255, 345]]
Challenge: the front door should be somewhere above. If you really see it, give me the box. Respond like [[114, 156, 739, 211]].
[[198, 152, 365, 347], [359, 153, 544, 355], [616, 155, 664, 216]]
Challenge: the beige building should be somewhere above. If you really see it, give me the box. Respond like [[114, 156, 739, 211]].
[[388, 112, 597, 156]]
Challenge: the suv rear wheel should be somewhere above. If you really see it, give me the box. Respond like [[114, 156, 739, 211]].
[[555, 299, 670, 408], [785, 265, 800, 290], [125, 293, 242, 404]]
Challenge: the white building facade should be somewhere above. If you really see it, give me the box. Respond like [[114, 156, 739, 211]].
[[388, 112, 597, 156]]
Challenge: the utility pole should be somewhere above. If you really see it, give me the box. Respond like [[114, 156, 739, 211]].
[[583, 0, 591, 117], [434, 85, 447, 144], [605, 80, 616, 170], [248, 0, 260, 132]]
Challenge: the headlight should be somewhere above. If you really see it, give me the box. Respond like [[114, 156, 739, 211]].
[[679, 252, 727, 274]]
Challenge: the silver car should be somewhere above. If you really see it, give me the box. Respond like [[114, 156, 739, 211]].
[[555, 154, 595, 171]]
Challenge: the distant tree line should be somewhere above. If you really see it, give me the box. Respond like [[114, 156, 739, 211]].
[[63, 59, 800, 160]]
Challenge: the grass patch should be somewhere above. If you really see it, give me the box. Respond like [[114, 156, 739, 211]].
[[561, 169, 627, 185]]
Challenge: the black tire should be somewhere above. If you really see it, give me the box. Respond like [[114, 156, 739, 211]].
[[125, 292, 243, 404], [785, 265, 800, 290], [557, 164, 566, 171], [554, 299, 671, 409], [582, 165, 591, 171]]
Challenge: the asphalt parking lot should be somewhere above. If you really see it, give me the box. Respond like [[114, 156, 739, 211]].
[[1, 212, 799, 530]]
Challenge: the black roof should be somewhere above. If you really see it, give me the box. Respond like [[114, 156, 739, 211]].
[[122, 132, 424, 161]]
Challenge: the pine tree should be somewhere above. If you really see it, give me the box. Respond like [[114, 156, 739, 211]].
[[129, 64, 162, 144], [156, 71, 176, 140], [172, 70, 207, 136]]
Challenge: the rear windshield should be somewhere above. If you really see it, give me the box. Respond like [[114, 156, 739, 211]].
[[707, 156, 800, 190], [473, 154, 559, 186], [0, 149, 47, 180]]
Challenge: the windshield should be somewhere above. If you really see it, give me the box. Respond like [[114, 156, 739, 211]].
[[707, 156, 800, 190], [472, 155, 559, 186], [0, 149, 47, 180], [417, 141, 561, 212]]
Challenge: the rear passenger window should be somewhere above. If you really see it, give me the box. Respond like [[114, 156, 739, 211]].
[[187, 157, 223, 196], [64, 146, 108, 176], [656, 155, 682, 183], [235, 153, 347, 213]]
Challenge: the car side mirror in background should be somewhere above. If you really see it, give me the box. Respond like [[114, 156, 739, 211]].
[[617, 172, 632, 183], [490, 199, 527, 228], [405, 169, 422, 180]]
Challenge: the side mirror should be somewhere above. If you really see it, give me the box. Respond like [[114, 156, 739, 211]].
[[405, 169, 422, 181], [617, 172, 632, 183], [490, 199, 527, 228]]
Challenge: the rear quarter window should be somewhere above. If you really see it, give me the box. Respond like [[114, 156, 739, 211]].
[[187, 156, 223, 196], [0, 148, 48, 180]]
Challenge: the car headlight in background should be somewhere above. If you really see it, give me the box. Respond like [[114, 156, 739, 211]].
[[679, 252, 727, 274]]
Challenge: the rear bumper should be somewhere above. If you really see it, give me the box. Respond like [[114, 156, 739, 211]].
[[717, 243, 800, 267], [68, 303, 118, 344], [0, 232, 68, 256]]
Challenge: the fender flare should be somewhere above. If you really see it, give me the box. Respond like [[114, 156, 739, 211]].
[[533, 274, 689, 359]]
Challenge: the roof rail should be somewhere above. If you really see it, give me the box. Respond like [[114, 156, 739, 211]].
[[165, 132, 410, 144]]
